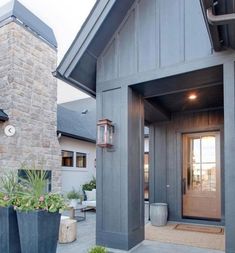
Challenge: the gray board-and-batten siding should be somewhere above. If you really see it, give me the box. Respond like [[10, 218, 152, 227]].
[[56, 0, 235, 252], [149, 109, 224, 225]]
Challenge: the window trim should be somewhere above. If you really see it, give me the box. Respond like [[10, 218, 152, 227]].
[[62, 150, 74, 167], [76, 152, 87, 168]]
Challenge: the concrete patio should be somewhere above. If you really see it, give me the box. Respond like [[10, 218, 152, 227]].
[[57, 204, 224, 253]]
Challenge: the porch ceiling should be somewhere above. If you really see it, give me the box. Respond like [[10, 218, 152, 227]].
[[133, 65, 224, 123], [147, 85, 223, 114]]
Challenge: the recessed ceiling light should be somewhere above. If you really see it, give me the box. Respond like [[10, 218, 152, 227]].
[[188, 94, 197, 100]]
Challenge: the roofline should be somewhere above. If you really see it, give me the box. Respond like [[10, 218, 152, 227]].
[[56, 0, 116, 81], [57, 131, 96, 144], [54, 71, 96, 98]]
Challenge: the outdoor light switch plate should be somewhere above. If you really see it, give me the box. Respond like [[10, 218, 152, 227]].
[[4, 125, 16, 137]]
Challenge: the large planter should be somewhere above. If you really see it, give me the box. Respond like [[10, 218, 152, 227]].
[[0, 206, 21, 253], [150, 203, 168, 226], [17, 210, 61, 253]]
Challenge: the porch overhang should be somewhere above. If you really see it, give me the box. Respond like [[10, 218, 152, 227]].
[[56, 0, 136, 97], [0, 109, 9, 122], [201, 0, 235, 51]]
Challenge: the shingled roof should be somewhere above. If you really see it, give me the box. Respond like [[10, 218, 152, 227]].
[[57, 98, 96, 143]]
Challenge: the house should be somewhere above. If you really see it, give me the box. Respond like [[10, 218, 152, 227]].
[[57, 98, 150, 197], [0, 0, 61, 191], [56, 0, 235, 251], [57, 98, 96, 193]]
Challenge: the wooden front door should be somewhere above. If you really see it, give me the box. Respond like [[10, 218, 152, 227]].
[[182, 132, 221, 220]]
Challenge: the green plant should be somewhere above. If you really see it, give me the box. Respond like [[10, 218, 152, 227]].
[[0, 171, 22, 207], [88, 246, 107, 253], [19, 169, 47, 198], [15, 169, 66, 213], [82, 177, 96, 191], [67, 188, 81, 200], [15, 192, 66, 212]]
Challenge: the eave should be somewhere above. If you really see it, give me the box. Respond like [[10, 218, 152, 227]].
[[56, 0, 136, 97], [201, 0, 235, 51], [0, 109, 9, 122], [57, 131, 96, 144]]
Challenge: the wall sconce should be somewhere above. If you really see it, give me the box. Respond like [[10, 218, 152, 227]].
[[97, 119, 114, 148]]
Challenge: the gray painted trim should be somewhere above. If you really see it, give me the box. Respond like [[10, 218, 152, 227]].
[[97, 50, 235, 92], [223, 61, 235, 253]]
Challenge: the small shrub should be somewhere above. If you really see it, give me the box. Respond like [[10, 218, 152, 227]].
[[82, 177, 96, 191], [88, 246, 107, 253], [67, 188, 81, 200]]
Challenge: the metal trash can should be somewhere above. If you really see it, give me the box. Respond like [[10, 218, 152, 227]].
[[150, 203, 168, 226]]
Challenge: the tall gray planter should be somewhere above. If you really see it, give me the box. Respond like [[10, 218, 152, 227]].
[[150, 203, 168, 226], [17, 210, 61, 253], [0, 206, 21, 253]]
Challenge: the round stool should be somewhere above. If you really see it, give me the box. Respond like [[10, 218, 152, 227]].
[[59, 218, 77, 243]]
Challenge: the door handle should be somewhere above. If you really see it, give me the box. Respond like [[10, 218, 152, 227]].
[[182, 178, 186, 195]]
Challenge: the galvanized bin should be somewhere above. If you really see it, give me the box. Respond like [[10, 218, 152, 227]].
[[150, 203, 168, 226]]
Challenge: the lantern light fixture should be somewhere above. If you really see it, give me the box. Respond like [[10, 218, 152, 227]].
[[97, 119, 114, 148]]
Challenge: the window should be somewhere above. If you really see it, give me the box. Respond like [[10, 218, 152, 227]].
[[62, 150, 74, 167], [76, 152, 87, 168]]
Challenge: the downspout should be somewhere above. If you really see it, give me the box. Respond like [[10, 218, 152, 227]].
[[207, 7, 235, 25]]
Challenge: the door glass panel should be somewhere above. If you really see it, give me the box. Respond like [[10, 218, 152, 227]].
[[201, 136, 216, 163], [192, 138, 200, 163], [187, 134, 217, 192], [202, 163, 216, 192]]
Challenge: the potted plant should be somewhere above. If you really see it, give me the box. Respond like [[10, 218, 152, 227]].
[[15, 169, 66, 253], [0, 171, 21, 253], [67, 188, 82, 208]]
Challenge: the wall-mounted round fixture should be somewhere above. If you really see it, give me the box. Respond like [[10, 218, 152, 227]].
[[188, 94, 197, 100]]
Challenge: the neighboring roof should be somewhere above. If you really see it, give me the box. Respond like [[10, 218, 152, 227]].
[[57, 98, 96, 143], [201, 0, 235, 51], [0, 0, 57, 48], [56, 0, 135, 97], [0, 109, 9, 121]]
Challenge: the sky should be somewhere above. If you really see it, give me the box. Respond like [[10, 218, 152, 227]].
[[0, 0, 96, 103]]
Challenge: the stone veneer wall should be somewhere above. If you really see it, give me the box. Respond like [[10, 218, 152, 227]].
[[0, 22, 61, 191]]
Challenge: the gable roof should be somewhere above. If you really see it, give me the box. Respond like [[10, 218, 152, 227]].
[[0, 0, 57, 48], [57, 98, 96, 143], [56, 0, 136, 97], [56, 0, 235, 97], [0, 109, 9, 121]]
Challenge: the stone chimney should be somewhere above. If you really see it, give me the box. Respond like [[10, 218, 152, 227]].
[[0, 0, 61, 191]]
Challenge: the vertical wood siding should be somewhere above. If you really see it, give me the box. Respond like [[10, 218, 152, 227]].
[[97, 0, 212, 83], [152, 110, 224, 221]]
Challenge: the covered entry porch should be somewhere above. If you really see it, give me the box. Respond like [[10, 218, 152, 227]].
[[134, 65, 225, 226]]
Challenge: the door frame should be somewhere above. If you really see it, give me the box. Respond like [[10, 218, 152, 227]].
[[176, 125, 225, 225], [182, 131, 221, 220]]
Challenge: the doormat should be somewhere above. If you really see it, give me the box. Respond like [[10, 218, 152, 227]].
[[145, 223, 225, 251], [174, 224, 224, 234]]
